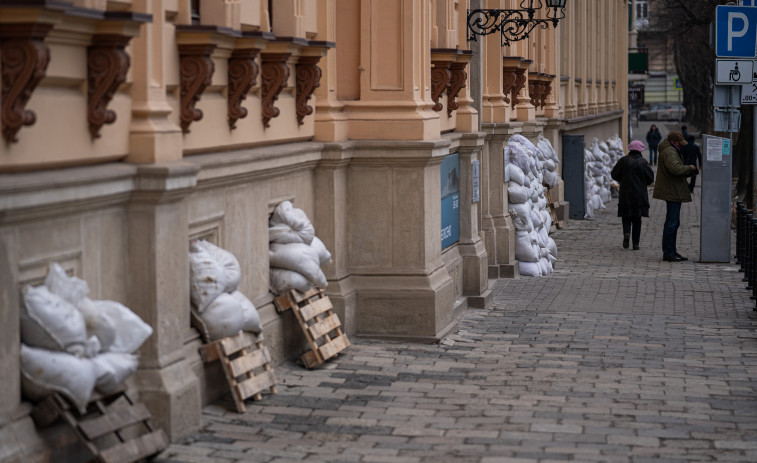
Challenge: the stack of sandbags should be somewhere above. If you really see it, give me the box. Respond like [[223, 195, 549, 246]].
[[606, 135, 624, 197], [189, 240, 261, 341], [268, 201, 331, 294], [537, 134, 560, 189], [505, 135, 558, 277], [20, 263, 152, 413], [584, 138, 607, 218]]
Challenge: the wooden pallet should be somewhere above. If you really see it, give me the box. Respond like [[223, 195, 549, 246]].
[[274, 288, 350, 368], [30, 388, 168, 463], [197, 329, 277, 413], [544, 188, 564, 229]]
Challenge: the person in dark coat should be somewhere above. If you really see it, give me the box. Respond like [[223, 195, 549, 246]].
[[681, 134, 702, 192], [611, 140, 655, 250], [646, 125, 662, 165]]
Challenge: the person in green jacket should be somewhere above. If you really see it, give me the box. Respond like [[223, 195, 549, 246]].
[[652, 131, 697, 262]]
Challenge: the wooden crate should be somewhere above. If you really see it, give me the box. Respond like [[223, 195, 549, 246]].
[[197, 329, 277, 413], [30, 388, 168, 463], [274, 288, 350, 368]]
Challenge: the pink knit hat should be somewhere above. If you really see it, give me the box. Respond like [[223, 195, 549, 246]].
[[628, 140, 645, 152]]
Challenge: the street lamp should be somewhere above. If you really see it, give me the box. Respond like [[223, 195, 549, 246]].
[[467, 0, 567, 46]]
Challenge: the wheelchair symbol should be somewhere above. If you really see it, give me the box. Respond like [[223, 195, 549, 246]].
[[730, 63, 741, 81]]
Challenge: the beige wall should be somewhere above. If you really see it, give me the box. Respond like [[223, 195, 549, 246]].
[[0, 1, 628, 460]]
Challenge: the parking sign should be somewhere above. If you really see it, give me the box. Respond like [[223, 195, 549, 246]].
[[716, 6, 757, 57]]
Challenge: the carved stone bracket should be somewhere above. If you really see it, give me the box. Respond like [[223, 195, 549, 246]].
[[295, 56, 322, 125], [1, 23, 52, 144], [541, 75, 554, 108], [528, 73, 544, 108], [512, 68, 527, 106], [179, 44, 216, 134], [431, 60, 451, 112], [261, 52, 290, 128], [87, 34, 132, 138], [502, 67, 517, 104], [446, 61, 468, 117], [227, 48, 259, 130]]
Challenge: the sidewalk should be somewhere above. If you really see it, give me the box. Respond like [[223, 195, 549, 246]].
[[157, 186, 757, 463]]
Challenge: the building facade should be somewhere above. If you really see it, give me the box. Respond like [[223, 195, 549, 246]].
[[0, 1, 628, 460]]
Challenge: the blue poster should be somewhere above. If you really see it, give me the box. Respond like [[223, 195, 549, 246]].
[[441, 153, 460, 249]]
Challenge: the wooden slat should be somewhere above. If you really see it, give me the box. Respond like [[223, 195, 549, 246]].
[[228, 347, 271, 378], [301, 349, 319, 369], [299, 296, 333, 321], [235, 370, 276, 400], [273, 293, 295, 313], [198, 341, 221, 362], [307, 313, 341, 340], [291, 287, 322, 303], [99, 429, 168, 463], [318, 333, 350, 360], [218, 331, 257, 356], [77, 403, 151, 441]]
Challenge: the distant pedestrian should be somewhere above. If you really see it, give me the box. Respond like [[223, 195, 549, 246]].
[[611, 140, 655, 250], [681, 134, 702, 192], [646, 125, 662, 165], [681, 125, 689, 141], [652, 131, 698, 262]]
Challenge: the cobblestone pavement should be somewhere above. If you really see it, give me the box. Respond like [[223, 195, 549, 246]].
[[157, 186, 757, 463]]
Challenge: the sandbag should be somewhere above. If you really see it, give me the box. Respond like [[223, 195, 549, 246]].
[[92, 352, 138, 395], [269, 243, 328, 288], [20, 344, 97, 414], [530, 210, 544, 229], [84, 336, 102, 359], [310, 236, 332, 266], [230, 290, 262, 334], [76, 297, 116, 353], [44, 262, 89, 306], [269, 201, 315, 245], [544, 159, 556, 172], [514, 231, 540, 262], [508, 203, 533, 232], [197, 240, 241, 293], [543, 170, 559, 189], [269, 268, 312, 294], [518, 261, 541, 277], [189, 240, 230, 312], [199, 292, 244, 341], [547, 236, 558, 258], [21, 285, 88, 355], [506, 142, 530, 174], [93, 300, 152, 354], [507, 183, 529, 204], [507, 164, 525, 186]]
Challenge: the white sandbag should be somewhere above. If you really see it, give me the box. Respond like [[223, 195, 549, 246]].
[[585, 199, 595, 218], [506, 142, 530, 173], [189, 240, 230, 312], [506, 164, 526, 186], [197, 240, 241, 293], [21, 285, 88, 355], [269, 243, 328, 288], [269, 268, 312, 294], [508, 203, 533, 232], [44, 262, 89, 306], [20, 344, 96, 414], [544, 159, 556, 172], [530, 210, 544, 229], [92, 352, 138, 395], [93, 300, 152, 354], [310, 236, 332, 265], [511, 134, 538, 156], [84, 336, 102, 359], [518, 261, 541, 277], [230, 290, 262, 334], [514, 231, 540, 262], [523, 174, 531, 188], [599, 141, 609, 153], [199, 292, 244, 341], [76, 297, 116, 353], [507, 183, 529, 204], [269, 201, 315, 245], [547, 236, 558, 258]]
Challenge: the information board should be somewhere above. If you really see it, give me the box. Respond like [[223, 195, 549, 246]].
[[441, 153, 460, 249]]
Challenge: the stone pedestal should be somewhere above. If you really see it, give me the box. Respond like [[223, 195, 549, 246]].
[[127, 162, 202, 440]]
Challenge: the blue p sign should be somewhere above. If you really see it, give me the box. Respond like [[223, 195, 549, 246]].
[[716, 6, 757, 57]]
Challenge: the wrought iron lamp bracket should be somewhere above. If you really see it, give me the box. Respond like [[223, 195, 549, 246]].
[[467, 6, 564, 47]]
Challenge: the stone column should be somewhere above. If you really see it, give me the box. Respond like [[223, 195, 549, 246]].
[[313, 0, 348, 141], [457, 132, 492, 307], [127, 162, 202, 440]]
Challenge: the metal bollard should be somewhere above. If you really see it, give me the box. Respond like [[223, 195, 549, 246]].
[[736, 202, 745, 264], [749, 217, 757, 292], [745, 215, 754, 285]]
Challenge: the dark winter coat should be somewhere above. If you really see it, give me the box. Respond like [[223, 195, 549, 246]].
[[611, 151, 655, 218], [652, 139, 693, 203], [646, 128, 662, 149], [681, 141, 702, 169]]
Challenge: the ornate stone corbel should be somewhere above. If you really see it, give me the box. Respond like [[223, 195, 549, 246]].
[[260, 52, 290, 128], [178, 44, 216, 134], [541, 77, 553, 108], [227, 48, 259, 130], [431, 60, 451, 112], [87, 34, 132, 138], [446, 61, 468, 117], [1, 23, 52, 144], [502, 67, 517, 104], [528, 74, 542, 107], [512, 68, 527, 106], [295, 56, 322, 125]]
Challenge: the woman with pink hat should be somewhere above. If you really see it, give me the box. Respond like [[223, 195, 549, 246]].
[[611, 140, 655, 250]]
